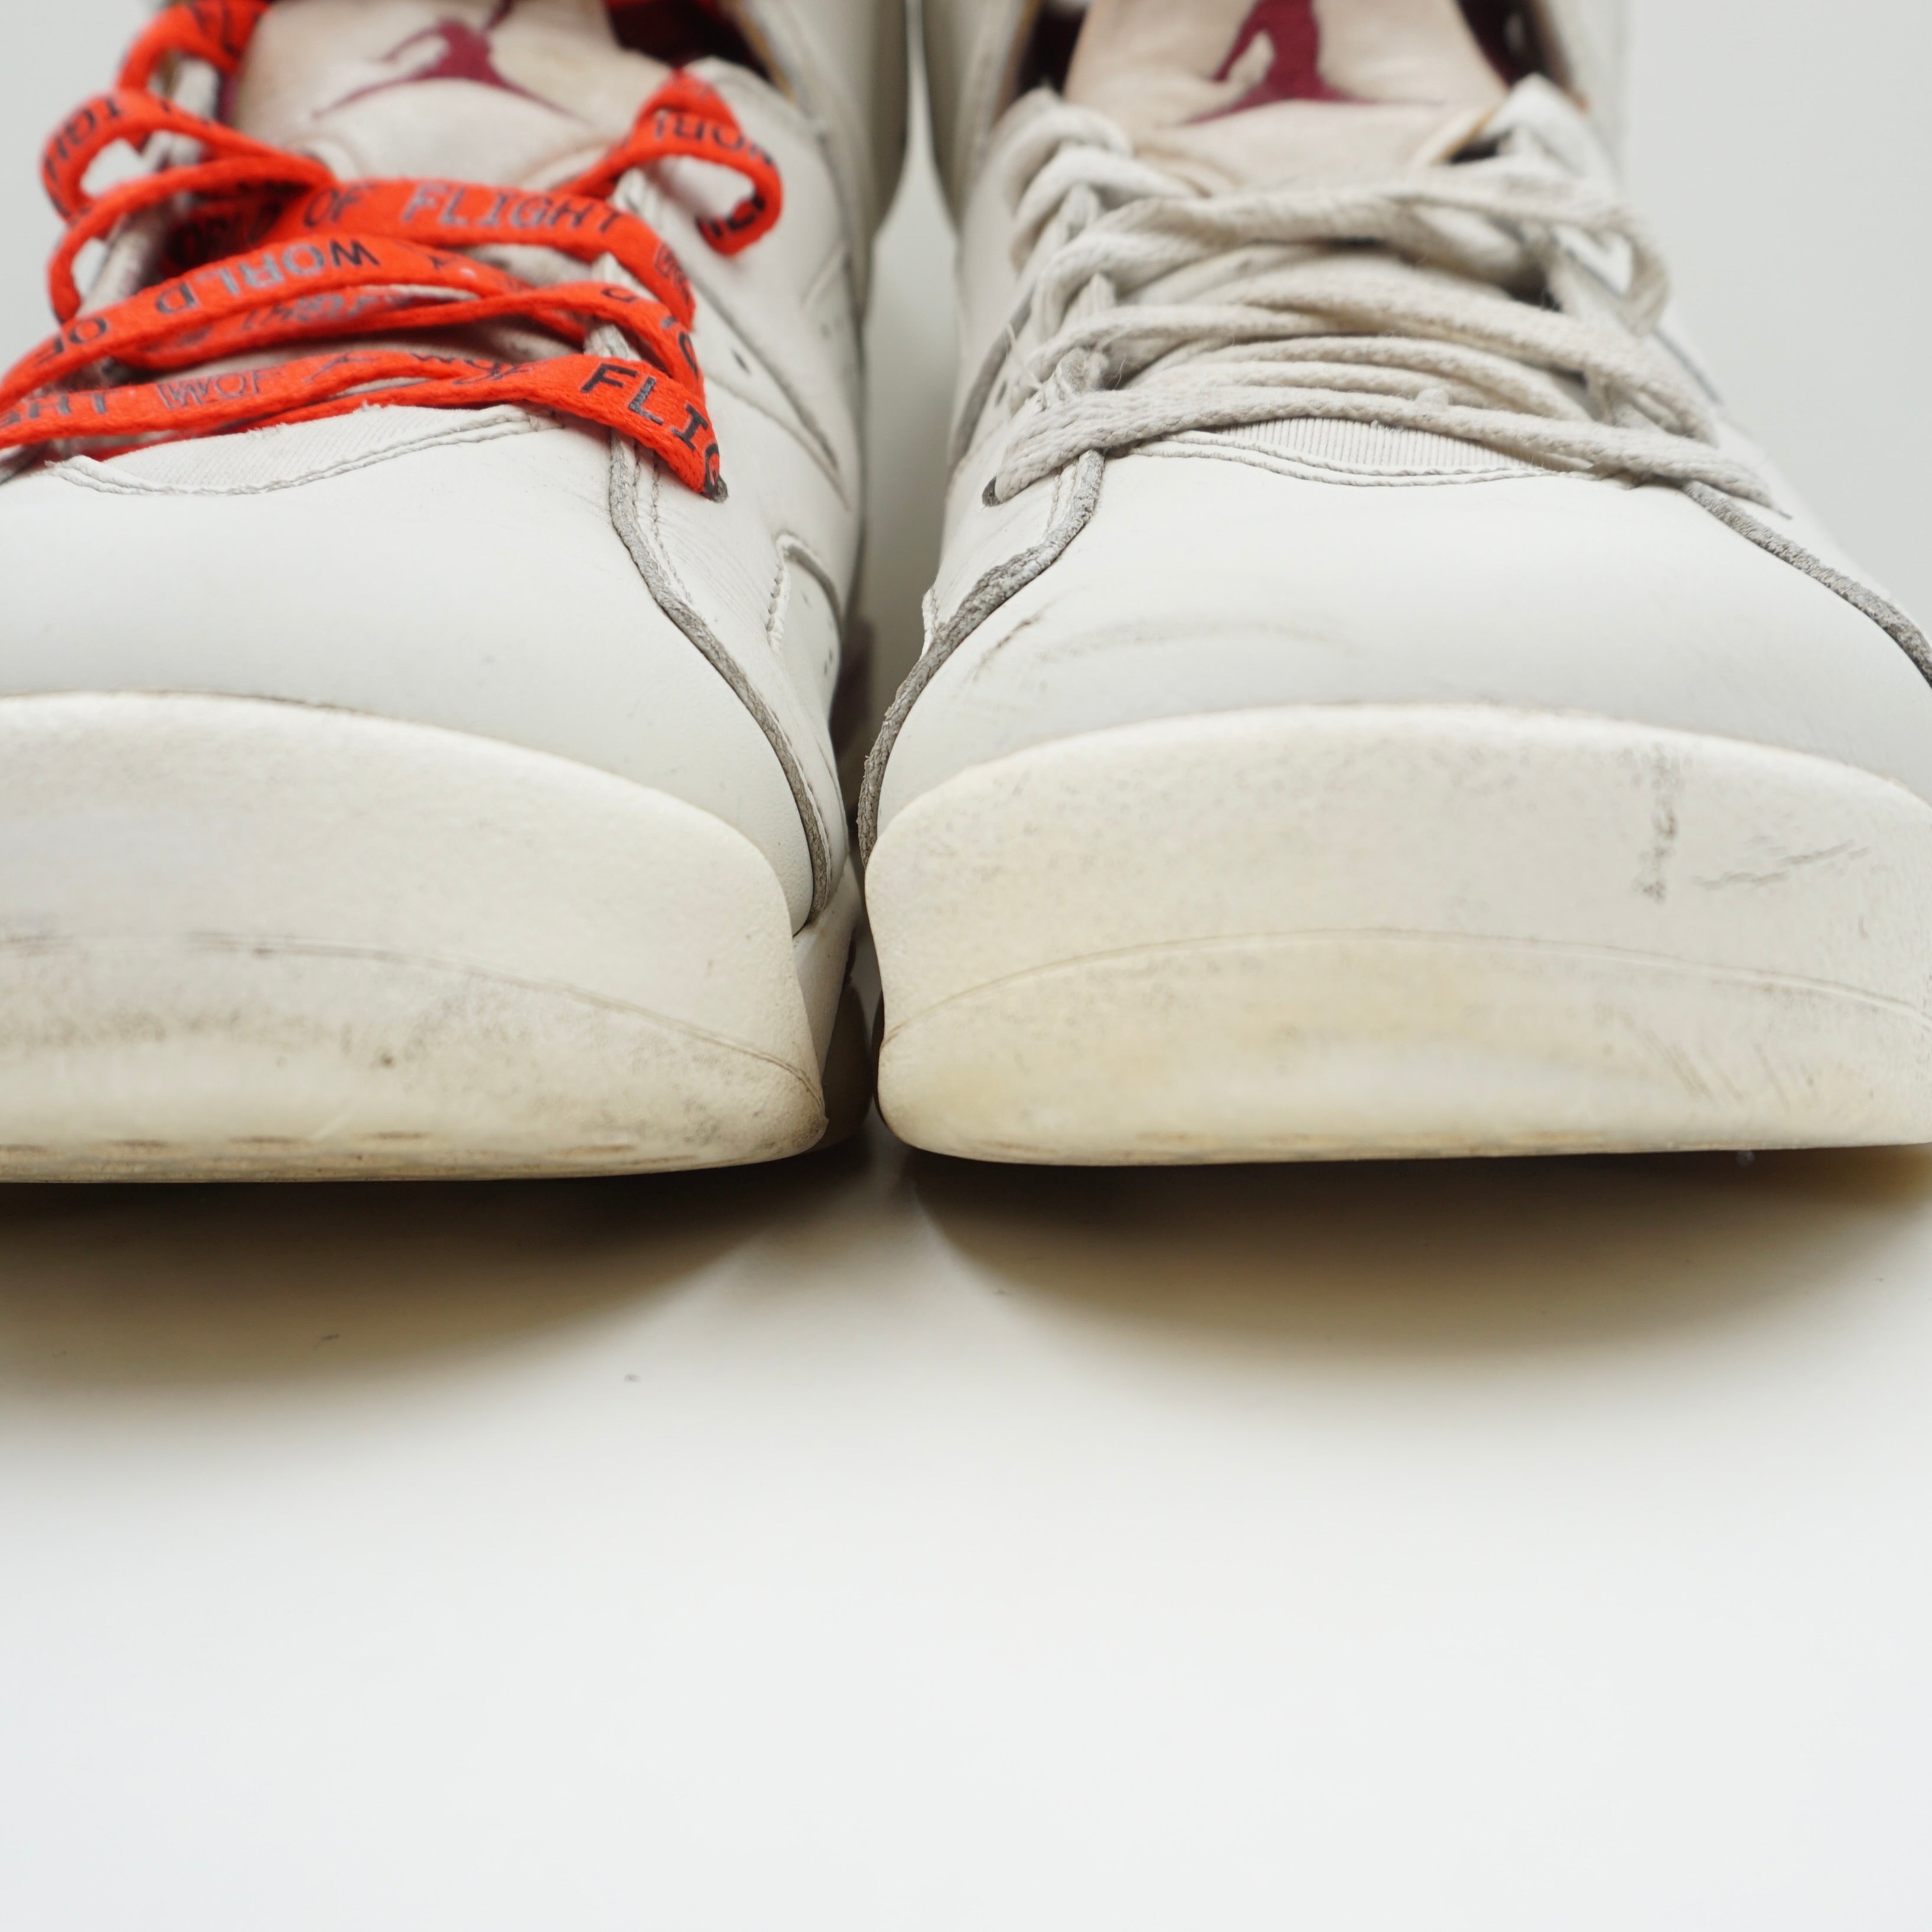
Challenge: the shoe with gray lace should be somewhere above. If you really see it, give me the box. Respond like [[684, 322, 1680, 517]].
[[864, 0, 1932, 1164]]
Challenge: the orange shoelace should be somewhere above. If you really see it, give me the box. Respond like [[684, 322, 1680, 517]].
[[0, 0, 781, 497]]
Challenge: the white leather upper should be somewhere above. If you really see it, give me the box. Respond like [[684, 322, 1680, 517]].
[[0, 6, 899, 934], [0, 409, 829, 924], [878, 439, 1932, 834], [872, 51, 1932, 846]]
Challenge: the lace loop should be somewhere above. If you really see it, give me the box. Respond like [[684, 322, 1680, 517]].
[[559, 69, 783, 255], [976, 96, 1770, 510]]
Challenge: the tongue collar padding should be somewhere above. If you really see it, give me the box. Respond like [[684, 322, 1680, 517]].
[[1064, 0, 1509, 188], [231, 0, 673, 188]]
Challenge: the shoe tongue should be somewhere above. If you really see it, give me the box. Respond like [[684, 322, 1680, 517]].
[[1063, 0, 1508, 188], [228, 0, 670, 188]]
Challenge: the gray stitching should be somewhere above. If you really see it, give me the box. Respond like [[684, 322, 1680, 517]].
[[765, 533, 845, 660], [614, 168, 850, 501], [693, 278, 849, 497], [858, 449, 1104, 858], [1686, 483, 1932, 688], [50, 411, 545, 498], [607, 436, 836, 918], [701, 366, 847, 490], [1132, 436, 1565, 490]]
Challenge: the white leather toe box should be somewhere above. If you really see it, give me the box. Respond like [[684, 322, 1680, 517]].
[[0, 406, 822, 927], [877, 450, 1932, 837]]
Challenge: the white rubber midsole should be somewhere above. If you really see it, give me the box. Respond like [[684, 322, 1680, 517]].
[[868, 705, 1932, 1162], [0, 693, 858, 1178]]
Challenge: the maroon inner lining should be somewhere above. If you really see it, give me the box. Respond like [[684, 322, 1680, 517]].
[[606, 0, 765, 77], [1457, 0, 1545, 84]]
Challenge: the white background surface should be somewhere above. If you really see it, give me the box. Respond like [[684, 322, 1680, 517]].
[[3, 4, 1931, 1927]]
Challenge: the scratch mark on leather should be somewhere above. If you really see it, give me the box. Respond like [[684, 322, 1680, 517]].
[[1697, 843, 1865, 890]]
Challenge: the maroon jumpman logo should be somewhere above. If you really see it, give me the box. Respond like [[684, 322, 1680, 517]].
[[329, 0, 556, 112], [1207, 0, 1356, 115]]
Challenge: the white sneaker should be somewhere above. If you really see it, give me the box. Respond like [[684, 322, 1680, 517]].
[[0, 0, 903, 1177], [864, 0, 1932, 1165]]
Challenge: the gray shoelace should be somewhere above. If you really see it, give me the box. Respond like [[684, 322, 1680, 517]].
[[966, 99, 1771, 507]]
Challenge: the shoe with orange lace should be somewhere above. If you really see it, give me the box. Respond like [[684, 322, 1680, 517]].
[[0, 0, 901, 1177]]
